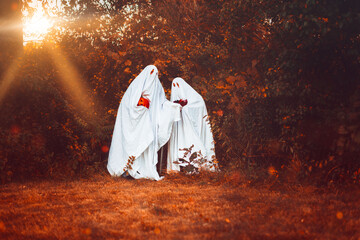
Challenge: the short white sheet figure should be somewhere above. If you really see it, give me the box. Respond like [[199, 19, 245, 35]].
[[167, 77, 217, 173], [107, 65, 181, 180]]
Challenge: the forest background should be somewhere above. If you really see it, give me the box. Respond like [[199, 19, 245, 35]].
[[0, 0, 359, 186]]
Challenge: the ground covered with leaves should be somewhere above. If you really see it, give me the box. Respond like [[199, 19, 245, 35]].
[[0, 173, 359, 239]]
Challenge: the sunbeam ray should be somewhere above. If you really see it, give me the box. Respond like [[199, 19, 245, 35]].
[[0, 51, 23, 104], [48, 45, 99, 125], [0, 21, 23, 33]]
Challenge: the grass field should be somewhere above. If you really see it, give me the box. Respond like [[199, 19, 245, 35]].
[[0, 173, 359, 239]]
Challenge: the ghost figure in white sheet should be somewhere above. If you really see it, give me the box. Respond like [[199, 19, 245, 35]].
[[107, 65, 181, 180], [167, 77, 217, 173]]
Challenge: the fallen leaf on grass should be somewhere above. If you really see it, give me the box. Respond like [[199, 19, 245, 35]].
[[154, 227, 161, 234], [82, 228, 92, 235]]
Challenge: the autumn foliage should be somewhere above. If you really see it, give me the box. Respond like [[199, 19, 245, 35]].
[[0, 0, 359, 184]]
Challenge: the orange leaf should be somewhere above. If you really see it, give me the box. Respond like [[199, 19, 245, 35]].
[[154, 227, 161, 234]]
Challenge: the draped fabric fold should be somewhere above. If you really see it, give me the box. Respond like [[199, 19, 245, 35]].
[[167, 77, 217, 173], [107, 65, 181, 180]]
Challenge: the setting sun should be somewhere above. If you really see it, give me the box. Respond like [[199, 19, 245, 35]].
[[23, 12, 52, 43], [22, 0, 59, 44]]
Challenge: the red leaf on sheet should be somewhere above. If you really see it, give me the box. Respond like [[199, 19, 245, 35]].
[[138, 97, 150, 109]]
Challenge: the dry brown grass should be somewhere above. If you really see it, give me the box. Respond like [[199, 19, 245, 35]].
[[0, 172, 359, 240]]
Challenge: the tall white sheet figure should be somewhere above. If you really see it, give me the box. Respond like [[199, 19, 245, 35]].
[[167, 77, 217, 173], [107, 65, 181, 180]]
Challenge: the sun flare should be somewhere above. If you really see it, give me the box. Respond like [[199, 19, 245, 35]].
[[22, 0, 60, 45], [23, 11, 52, 44], [25, 13, 51, 37]]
